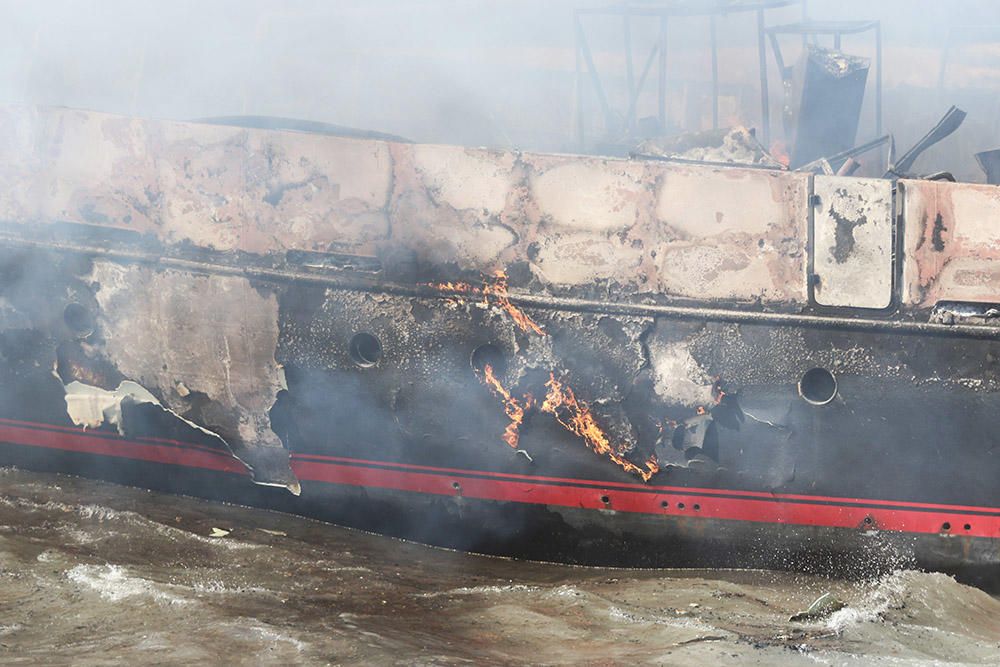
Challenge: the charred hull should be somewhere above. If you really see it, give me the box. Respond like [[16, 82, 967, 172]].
[[0, 416, 996, 590], [0, 106, 997, 588], [1, 256, 998, 587]]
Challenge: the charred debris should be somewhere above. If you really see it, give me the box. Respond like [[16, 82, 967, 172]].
[[1, 3, 999, 500]]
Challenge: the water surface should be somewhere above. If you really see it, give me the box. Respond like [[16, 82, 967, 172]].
[[0, 467, 997, 665]]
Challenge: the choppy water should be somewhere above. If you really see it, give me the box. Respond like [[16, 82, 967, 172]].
[[0, 467, 997, 666]]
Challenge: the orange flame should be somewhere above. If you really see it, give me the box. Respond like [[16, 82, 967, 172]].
[[482, 270, 546, 336], [480, 363, 528, 449], [427, 281, 482, 306], [456, 270, 657, 481], [541, 373, 659, 482], [427, 271, 546, 336], [769, 139, 790, 167], [475, 366, 658, 481]]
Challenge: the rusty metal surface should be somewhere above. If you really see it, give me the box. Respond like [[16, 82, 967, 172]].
[[812, 175, 893, 309], [0, 105, 816, 489], [1, 103, 1000, 518], [901, 178, 1000, 308], [0, 105, 809, 305]]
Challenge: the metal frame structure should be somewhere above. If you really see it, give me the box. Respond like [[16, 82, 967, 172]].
[[573, 0, 800, 149]]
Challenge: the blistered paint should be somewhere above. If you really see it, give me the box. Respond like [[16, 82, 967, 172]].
[[0, 105, 810, 307], [813, 176, 893, 309], [902, 179, 1000, 307], [88, 261, 286, 452], [63, 379, 239, 447], [652, 167, 809, 303], [647, 339, 716, 408], [64, 380, 160, 431], [409, 144, 517, 214], [531, 159, 646, 232], [0, 105, 393, 255]]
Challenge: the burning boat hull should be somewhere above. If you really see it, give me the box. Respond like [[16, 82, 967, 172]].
[[0, 106, 997, 587]]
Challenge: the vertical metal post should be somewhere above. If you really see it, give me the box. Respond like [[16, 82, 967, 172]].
[[757, 8, 770, 145], [658, 14, 668, 133], [710, 14, 719, 130], [875, 22, 883, 137], [624, 12, 636, 133], [626, 43, 660, 129], [834, 32, 841, 50]]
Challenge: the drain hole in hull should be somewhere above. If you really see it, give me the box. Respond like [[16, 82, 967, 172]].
[[798, 367, 837, 405], [471, 343, 506, 376], [63, 303, 94, 338], [349, 332, 382, 368]]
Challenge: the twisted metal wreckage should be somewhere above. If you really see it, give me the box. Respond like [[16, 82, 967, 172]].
[[0, 105, 997, 587]]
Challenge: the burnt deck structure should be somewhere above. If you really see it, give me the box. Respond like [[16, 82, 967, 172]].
[[0, 105, 997, 587]]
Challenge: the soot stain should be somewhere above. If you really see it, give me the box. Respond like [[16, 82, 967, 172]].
[[829, 206, 867, 264], [931, 213, 948, 252]]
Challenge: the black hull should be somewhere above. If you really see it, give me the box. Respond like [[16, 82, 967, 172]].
[[2, 242, 998, 590], [0, 107, 997, 591], [1, 417, 997, 591]]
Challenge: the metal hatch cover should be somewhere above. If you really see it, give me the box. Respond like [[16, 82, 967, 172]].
[[812, 175, 893, 309]]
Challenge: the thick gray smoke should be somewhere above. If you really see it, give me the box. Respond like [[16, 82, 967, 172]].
[[2, 0, 1000, 178], [1, 0, 999, 588]]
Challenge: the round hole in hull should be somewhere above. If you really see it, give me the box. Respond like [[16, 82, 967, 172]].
[[349, 332, 382, 368], [798, 367, 837, 405], [470, 343, 506, 376], [63, 302, 94, 338]]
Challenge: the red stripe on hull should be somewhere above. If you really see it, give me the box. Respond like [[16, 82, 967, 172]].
[[291, 452, 1000, 515], [290, 459, 1000, 540], [0, 421, 248, 475], [1, 418, 997, 539]]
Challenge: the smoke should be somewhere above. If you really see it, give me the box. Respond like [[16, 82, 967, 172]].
[[0, 0, 579, 151], [0, 0, 997, 582], [1, 0, 1000, 176]]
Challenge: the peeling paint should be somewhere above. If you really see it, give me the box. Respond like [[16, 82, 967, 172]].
[[813, 176, 892, 309], [647, 339, 715, 408], [0, 105, 809, 306], [902, 178, 1000, 307], [80, 261, 295, 490], [1, 104, 999, 534], [64, 380, 160, 432]]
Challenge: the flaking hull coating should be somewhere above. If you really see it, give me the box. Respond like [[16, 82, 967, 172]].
[[0, 106, 997, 586]]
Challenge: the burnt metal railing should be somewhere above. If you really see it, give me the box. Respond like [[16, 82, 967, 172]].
[[573, 0, 800, 149]]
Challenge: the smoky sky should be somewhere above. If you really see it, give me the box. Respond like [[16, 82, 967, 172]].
[[1, 0, 1000, 176]]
